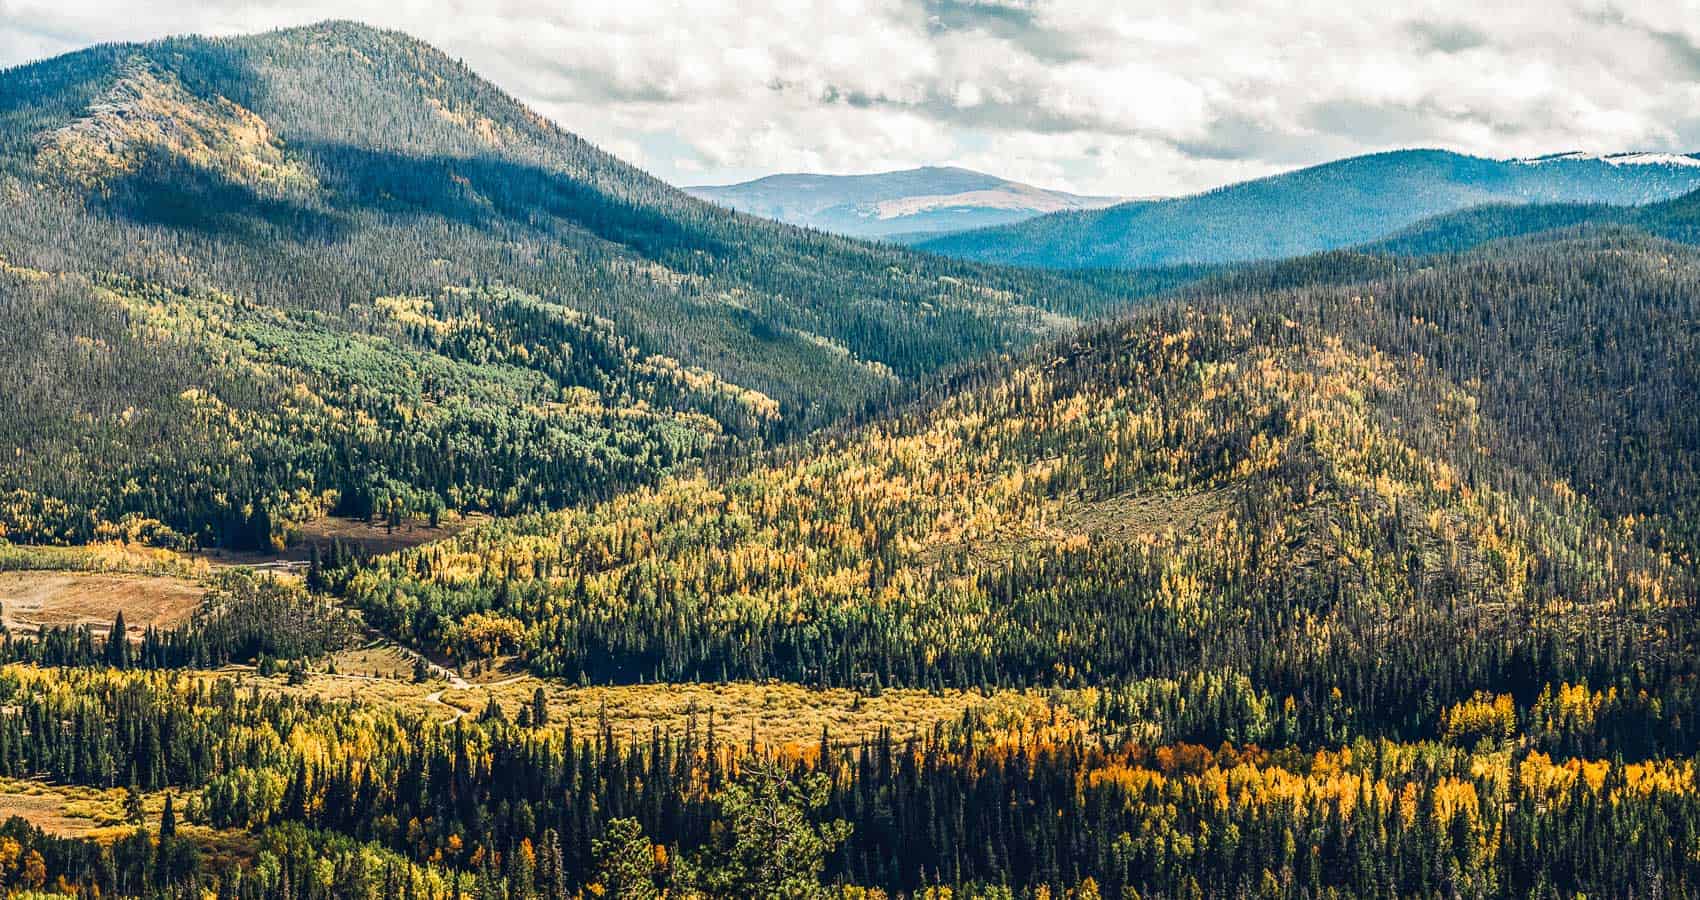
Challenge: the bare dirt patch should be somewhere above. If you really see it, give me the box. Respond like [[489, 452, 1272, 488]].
[[296, 513, 485, 555], [1054, 487, 1235, 543], [935, 487, 1236, 568], [0, 571, 204, 640], [191, 513, 486, 570], [0, 779, 134, 838], [0, 786, 108, 837]]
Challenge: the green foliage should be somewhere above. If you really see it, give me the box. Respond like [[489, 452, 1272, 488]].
[[593, 818, 661, 900], [0, 668, 1695, 898], [5, 20, 1700, 900], [684, 762, 851, 900]]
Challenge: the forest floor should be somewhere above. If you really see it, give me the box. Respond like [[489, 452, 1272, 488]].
[[0, 571, 205, 640]]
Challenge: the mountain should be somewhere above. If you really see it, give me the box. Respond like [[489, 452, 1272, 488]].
[[350, 229, 1700, 726], [1366, 182, 1700, 256], [0, 21, 1160, 550], [8, 21, 1700, 900], [686, 166, 1125, 239], [915, 148, 1700, 268]]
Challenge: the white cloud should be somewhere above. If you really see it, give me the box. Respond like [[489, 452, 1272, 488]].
[[3, 0, 1699, 195]]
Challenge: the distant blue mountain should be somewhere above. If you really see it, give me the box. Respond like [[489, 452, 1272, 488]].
[[685, 166, 1124, 239], [914, 149, 1700, 268], [1365, 181, 1700, 256]]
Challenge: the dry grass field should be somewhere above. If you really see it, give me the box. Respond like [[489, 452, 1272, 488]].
[[0, 571, 205, 640], [0, 776, 254, 867], [297, 513, 487, 555], [328, 644, 428, 680], [253, 657, 1078, 747], [449, 679, 1074, 747], [0, 777, 165, 839]]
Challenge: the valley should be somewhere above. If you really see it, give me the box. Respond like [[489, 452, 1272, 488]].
[[0, 15, 1697, 900]]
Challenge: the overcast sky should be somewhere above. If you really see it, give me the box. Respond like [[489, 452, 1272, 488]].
[[4, 1, 1700, 196]]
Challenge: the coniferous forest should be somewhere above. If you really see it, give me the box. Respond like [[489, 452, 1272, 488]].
[[2, 17, 1700, 900]]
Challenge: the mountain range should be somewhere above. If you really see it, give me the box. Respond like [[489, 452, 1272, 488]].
[[685, 166, 1124, 239], [4, 18, 1700, 900], [913, 148, 1700, 267], [0, 21, 1157, 549]]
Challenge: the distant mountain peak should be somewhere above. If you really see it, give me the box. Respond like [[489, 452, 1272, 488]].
[[687, 166, 1124, 239], [0, 21, 1141, 551]]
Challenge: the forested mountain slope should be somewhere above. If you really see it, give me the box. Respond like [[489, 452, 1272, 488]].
[[915, 148, 1700, 268], [1366, 183, 1700, 255], [0, 21, 1148, 549], [349, 231, 1700, 743]]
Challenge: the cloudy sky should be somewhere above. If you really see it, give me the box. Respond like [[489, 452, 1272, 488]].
[[4, 0, 1700, 196]]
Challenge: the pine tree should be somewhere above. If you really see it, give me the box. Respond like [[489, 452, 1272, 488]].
[[160, 793, 176, 839], [106, 611, 129, 668], [531, 687, 549, 727]]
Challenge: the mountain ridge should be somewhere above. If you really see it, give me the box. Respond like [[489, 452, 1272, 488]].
[[1362, 182, 1700, 256], [349, 228, 1700, 710], [0, 20, 1156, 549], [915, 147, 1700, 268], [686, 164, 1126, 239]]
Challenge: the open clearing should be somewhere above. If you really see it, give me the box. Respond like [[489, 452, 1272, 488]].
[[191, 513, 487, 570], [0, 782, 114, 838], [252, 658, 1071, 747], [438, 679, 1064, 747], [0, 571, 204, 639], [0, 778, 160, 839], [0, 777, 252, 864], [295, 513, 486, 554]]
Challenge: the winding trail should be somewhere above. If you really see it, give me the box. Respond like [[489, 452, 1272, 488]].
[[420, 674, 526, 721], [423, 688, 468, 721]]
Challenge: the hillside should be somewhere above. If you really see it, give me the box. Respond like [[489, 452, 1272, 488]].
[[0, 22, 1150, 549], [915, 148, 1700, 268], [347, 231, 1700, 744], [7, 16, 1700, 900], [686, 166, 1124, 239], [1367, 183, 1700, 255]]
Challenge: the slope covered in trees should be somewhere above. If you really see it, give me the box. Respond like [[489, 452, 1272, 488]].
[[0, 657, 1697, 897], [6, 18, 1700, 899], [1365, 183, 1700, 255], [346, 231, 1700, 746], [915, 149, 1700, 268], [0, 21, 1152, 549], [1, 204, 1697, 900]]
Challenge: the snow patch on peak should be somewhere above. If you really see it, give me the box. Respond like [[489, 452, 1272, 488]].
[[1605, 152, 1700, 167], [1519, 151, 1700, 168]]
